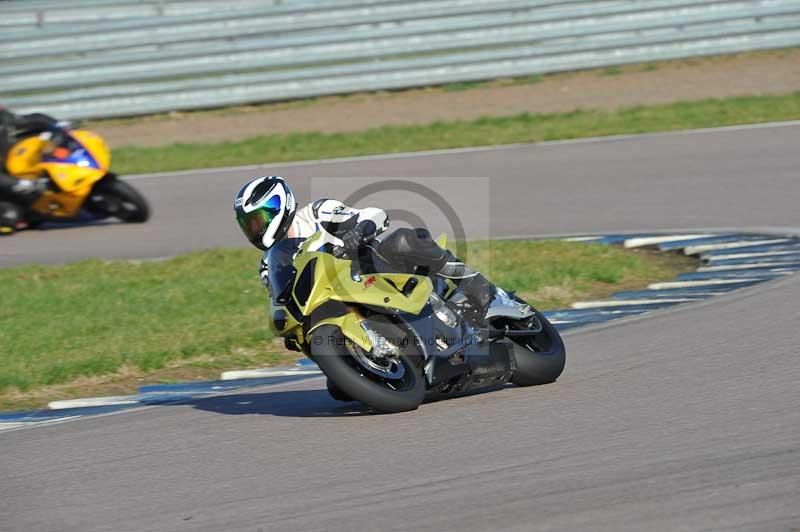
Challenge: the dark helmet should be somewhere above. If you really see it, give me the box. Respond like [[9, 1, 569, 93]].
[[234, 176, 296, 251]]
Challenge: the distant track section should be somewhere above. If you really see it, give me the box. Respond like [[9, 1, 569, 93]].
[[2, 122, 799, 268]]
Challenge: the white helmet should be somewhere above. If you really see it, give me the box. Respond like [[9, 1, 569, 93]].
[[234, 176, 296, 250]]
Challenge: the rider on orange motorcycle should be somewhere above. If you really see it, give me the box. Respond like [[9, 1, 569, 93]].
[[0, 105, 64, 230]]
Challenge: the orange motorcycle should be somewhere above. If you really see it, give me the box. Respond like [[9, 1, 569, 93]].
[[2, 128, 149, 233]]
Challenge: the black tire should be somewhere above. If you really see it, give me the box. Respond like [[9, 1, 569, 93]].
[[326, 379, 354, 402], [510, 311, 566, 386], [310, 319, 425, 413], [88, 178, 150, 223]]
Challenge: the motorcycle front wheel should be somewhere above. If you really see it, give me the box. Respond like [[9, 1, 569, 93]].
[[87, 178, 150, 223], [310, 318, 425, 413]]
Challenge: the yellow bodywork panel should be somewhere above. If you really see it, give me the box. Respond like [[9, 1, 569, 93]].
[[5, 130, 111, 219], [293, 250, 432, 317], [305, 313, 373, 351], [72, 130, 111, 170], [270, 231, 435, 351], [5, 136, 45, 177]]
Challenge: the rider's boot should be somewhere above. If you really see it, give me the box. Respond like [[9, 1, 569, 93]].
[[456, 273, 497, 325], [437, 259, 497, 327], [439, 259, 534, 328], [0, 201, 20, 234]]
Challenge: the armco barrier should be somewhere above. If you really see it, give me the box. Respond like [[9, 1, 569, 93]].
[[2, 0, 799, 119]]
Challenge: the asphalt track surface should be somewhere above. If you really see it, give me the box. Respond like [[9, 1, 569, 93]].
[[2, 123, 800, 531], [2, 122, 800, 266]]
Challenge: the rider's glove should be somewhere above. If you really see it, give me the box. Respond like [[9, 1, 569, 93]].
[[55, 120, 73, 130], [340, 220, 377, 257], [340, 229, 362, 257]]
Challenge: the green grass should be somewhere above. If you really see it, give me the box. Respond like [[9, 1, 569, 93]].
[[463, 239, 694, 309], [112, 92, 800, 174], [600, 66, 624, 76], [0, 240, 694, 409], [0, 248, 268, 393], [442, 80, 489, 92], [521, 73, 544, 84]]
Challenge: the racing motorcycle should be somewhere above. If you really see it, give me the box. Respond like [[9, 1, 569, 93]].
[[1, 127, 149, 232], [267, 231, 566, 413]]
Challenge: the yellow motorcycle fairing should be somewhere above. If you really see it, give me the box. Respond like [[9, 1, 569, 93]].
[[5, 130, 111, 218], [272, 232, 433, 352], [308, 313, 374, 352]]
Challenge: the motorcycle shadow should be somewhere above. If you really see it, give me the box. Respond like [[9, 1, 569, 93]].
[[190, 384, 513, 418], [191, 390, 378, 418], [37, 219, 119, 230], [2, 219, 118, 235]]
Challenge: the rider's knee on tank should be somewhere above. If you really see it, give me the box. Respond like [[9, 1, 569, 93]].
[[377, 226, 499, 323], [376, 227, 449, 273]]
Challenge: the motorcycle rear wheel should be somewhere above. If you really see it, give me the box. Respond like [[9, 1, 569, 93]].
[[310, 319, 425, 413], [509, 310, 566, 386]]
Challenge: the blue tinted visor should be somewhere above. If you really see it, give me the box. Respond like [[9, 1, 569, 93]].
[[238, 195, 282, 244]]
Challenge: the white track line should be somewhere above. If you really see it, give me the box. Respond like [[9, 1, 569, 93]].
[[684, 239, 791, 255], [48, 396, 142, 410], [706, 249, 800, 261], [1, 377, 327, 433], [220, 368, 321, 381], [649, 279, 761, 289], [0, 416, 82, 432], [623, 234, 716, 248], [561, 236, 605, 242], [571, 299, 693, 309], [0, 422, 30, 432], [697, 262, 800, 272]]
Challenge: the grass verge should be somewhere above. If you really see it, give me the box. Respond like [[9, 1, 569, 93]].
[[113, 91, 800, 174], [0, 240, 695, 411]]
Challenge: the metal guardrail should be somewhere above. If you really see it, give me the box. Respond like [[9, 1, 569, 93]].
[[0, 0, 336, 28], [0, 0, 558, 59], [2, 0, 799, 120]]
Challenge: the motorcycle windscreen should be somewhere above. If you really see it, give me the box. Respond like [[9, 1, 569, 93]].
[[41, 142, 105, 192], [267, 238, 304, 304]]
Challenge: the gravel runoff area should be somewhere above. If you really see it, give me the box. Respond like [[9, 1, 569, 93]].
[[90, 49, 800, 148]]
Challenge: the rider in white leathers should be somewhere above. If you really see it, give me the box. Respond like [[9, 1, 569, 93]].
[[234, 176, 498, 323]]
